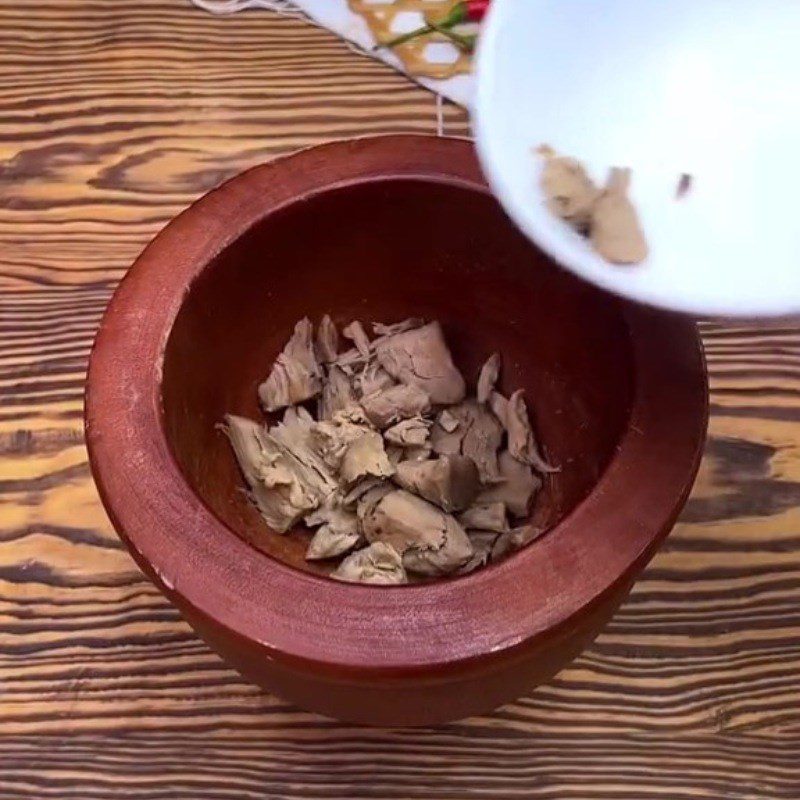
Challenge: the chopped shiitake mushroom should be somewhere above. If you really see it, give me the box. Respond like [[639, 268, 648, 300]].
[[477, 353, 501, 404], [339, 429, 394, 486], [315, 314, 339, 364], [362, 489, 474, 577], [360, 383, 431, 429], [375, 321, 466, 405], [431, 399, 503, 483], [304, 498, 362, 561], [478, 450, 542, 519], [353, 362, 395, 398], [505, 390, 558, 474], [590, 167, 649, 265], [458, 501, 508, 534], [332, 542, 407, 585], [224, 315, 556, 583], [259, 318, 323, 411], [394, 454, 479, 514], [221, 414, 329, 534], [383, 416, 432, 448], [316, 365, 355, 421], [540, 152, 598, 232], [538, 146, 648, 266], [457, 529, 500, 575], [342, 320, 371, 358], [491, 525, 546, 562]]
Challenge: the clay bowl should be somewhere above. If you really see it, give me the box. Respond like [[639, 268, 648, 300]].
[[85, 135, 708, 726]]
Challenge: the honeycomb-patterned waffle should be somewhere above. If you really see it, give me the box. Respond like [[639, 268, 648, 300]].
[[348, 0, 473, 79]]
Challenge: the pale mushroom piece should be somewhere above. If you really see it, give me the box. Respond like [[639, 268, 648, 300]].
[[276, 404, 314, 430], [269, 407, 340, 500], [491, 524, 546, 562], [339, 429, 395, 486], [540, 151, 599, 232], [403, 541, 474, 577], [221, 414, 268, 489], [306, 525, 362, 561], [488, 390, 509, 427], [342, 320, 371, 358], [304, 493, 358, 529], [332, 542, 407, 585], [356, 482, 395, 524], [437, 400, 503, 480], [360, 383, 431, 429], [331, 345, 372, 378], [333, 403, 372, 427], [385, 444, 405, 466], [468, 529, 501, 552], [394, 454, 479, 513], [506, 389, 558, 473], [457, 501, 508, 533], [316, 365, 356, 421], [311, 411, 372, 471], [353, 361, 395, 399], [438, 408, 460, 433], [429, 414, 463, 456], [327, 320, 424, 377], [456, 553, 487, 576], [384, 416, 432, 448], [476, 352, 501, 404], [457, 529, 500, 575], [375, 321, 466, 405], [478, 450, 542, 519], [590, 167, 648, 265], [315, 314, 339, 363], [362, 489, 474, 576], [403, 514, 475, 576], [402, 444, 433, 462], [304, 499, 362, 560], [258, 318, 323, 412], [222, 414, 325, 534], [461, 402, 504, 484], [430, 400, 503, 483], [341, 476, 385, 507], [372, 318, 424, 337], [270, 407, 339, 497], [362, 490, 443, 551]]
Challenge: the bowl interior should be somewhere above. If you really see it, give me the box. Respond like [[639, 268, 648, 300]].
[[161, 178, 634, 576]]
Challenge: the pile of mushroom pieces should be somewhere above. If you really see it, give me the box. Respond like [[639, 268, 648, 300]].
[[223, 317, 555, 584]]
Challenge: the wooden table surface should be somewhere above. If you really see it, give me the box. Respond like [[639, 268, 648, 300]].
[[1, 3, 799, 798]]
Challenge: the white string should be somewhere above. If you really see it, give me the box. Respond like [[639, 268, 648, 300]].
[[189, 0, 306, 18]]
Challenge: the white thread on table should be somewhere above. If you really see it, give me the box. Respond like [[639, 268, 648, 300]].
[[190, 0, 306, 17]]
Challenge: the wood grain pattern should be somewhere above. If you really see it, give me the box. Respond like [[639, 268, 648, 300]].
[[0, 1, 798, 797]]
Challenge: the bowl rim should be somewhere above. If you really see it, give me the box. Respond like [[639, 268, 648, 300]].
[[85, 134, 708, 681]]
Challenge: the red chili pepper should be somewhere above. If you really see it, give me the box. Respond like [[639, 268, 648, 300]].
[[432, 1, 491, 27], [465, 0, 491, 21], [375, 0, 490, 52]]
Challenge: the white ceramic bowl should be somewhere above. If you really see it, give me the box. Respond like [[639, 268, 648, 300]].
[[474, 0, 800, 317]]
